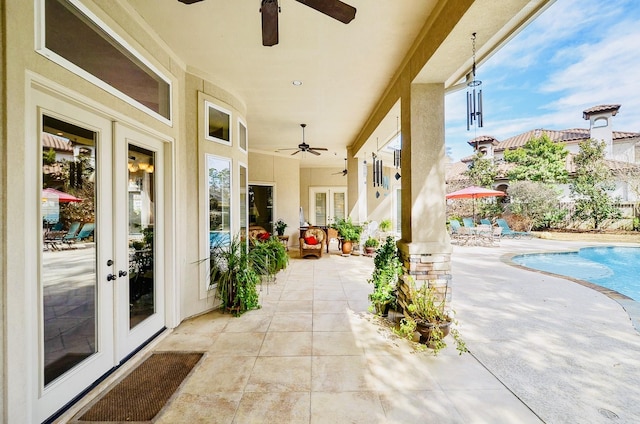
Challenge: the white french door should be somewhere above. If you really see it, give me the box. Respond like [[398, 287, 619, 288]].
[[114, 124, 165, 358], [309, 187, 347, 226], [34, 92, 166, 422]]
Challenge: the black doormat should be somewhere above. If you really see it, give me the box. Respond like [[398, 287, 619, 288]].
[[76, 352, 203, 422]]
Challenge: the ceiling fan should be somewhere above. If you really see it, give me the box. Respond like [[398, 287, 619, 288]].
[[278, 124, 328, 156], [332, 158, 347, 176], [177, 0, 356, 46]]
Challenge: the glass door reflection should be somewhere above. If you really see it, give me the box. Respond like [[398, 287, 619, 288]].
[[41, 116, 97, 386], [127, 145, 156, 328]]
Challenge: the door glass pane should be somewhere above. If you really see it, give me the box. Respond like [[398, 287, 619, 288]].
[[315, 193, 327, 226], [41, 116, 97, 386], [249, 185, 273, 231], [128, 145, 156, 328], [208, 156, 231, 247], [332, 192, 345, 222]]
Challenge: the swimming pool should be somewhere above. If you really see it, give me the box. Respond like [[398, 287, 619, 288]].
[[512, 246, 640, 301]]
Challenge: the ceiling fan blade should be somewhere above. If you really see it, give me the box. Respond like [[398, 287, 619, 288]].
[[291, 150, 302, 156], [177, 0, 204, 4], [261, 0, 279, 46], [295, 0, 356, 24], [308, 149, 321, 156], [309, 147, 328, 151]]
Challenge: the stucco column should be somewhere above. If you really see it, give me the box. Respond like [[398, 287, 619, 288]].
[[346, 148, 366, 224], [397, 83, 452, 308]]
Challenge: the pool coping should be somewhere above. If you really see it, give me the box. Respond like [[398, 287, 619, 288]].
[[501, 247, 640, 334]]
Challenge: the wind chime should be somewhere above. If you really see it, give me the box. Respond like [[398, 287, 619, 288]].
[[372, 152, 383, 198], [466, 32, 483, 131], [393, 116, 401, 180]]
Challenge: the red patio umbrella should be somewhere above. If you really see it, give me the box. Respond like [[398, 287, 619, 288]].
[[42, 188, 83, 203], [446, 186, 505, 221]]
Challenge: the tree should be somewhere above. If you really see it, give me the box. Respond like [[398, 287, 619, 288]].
[[570, 139, 621, 229], [464, 152, 497, 187], [506, 181, 566, 230], [503, 133, 569, 183]]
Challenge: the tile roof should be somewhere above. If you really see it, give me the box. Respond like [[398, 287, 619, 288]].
[[582, 104, 621, 119], [492, 128, 640, 153]]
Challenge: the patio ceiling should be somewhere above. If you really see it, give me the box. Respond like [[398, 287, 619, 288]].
[[126, 0, 555, 167]]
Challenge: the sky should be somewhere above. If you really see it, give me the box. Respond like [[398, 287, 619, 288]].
[[445, 0, 640, 162]]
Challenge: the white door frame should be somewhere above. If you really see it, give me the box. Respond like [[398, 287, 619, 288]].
[[32, 88, 117, 423], [114, 123, 166, 360], [25, 77, 175, 423], [309, 186, 348, 226]]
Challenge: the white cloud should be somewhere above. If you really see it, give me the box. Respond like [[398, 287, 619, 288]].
[[446, 0, 640, 161]]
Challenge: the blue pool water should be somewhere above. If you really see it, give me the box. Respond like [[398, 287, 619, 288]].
[[512, 246, 640, 301]]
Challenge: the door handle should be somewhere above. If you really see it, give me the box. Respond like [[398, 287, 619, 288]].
[[118, 270, 128, 277], [107, 273, 117, 282]]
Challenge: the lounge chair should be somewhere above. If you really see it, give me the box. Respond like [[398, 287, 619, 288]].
[[61, 222, 81, 243], [480, 218, 492, 226], [495, 219, 532, 239], [462, 218, 475, 228], [449, 219, 471, 244], [75, 223, 95, 241]]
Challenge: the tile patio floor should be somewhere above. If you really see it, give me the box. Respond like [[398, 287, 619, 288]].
[[63, 237, 640, 423]]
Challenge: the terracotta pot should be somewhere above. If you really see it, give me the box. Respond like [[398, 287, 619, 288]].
[[415, 320, 451, 345], [364, 247, 376, 256], [341, 240, 353, 255]]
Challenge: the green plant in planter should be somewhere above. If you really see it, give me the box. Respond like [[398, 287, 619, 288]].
[[379, 218, 392, 232], [249, 236, 289, 279], [274, 218, 288, 236], [209, 235, 260, 316], [364, 237, 379, 249], [396, 278, 467, 355], [367, 236, 401, 315], [332, 217, 362, 242]]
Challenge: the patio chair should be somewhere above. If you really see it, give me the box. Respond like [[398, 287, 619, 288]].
[[75, 223, 95, 241], [495, 219, 532, 239], [64, 223, 95, 246], [449, 219, 471, 245], [480, 218, 492, 226], [462, 218, 475, 228], [299, 227, 326, 258], [61, 222, 81, 243]]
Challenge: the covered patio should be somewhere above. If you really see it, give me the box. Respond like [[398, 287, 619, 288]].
[[59, 238, 640, 423]]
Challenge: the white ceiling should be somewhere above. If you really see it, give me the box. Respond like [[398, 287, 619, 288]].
[[126, 0, 554, 167]]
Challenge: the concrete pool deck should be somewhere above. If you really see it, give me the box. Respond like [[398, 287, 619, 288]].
[[452, 237, 640, 423]]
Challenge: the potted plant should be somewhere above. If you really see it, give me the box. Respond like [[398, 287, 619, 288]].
[[274, 218, 288, 236], [363, 237, 379, 256], [332, 217, 362, 255], [367, 237, 401, 316], [209, 234, 260, 315], [379, 218, 392, 233], [397, 277, 467, 355], [249, 236, 289, 282]]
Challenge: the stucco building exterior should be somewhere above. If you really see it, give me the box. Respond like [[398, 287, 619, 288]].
[[1, 0, 554, 421]]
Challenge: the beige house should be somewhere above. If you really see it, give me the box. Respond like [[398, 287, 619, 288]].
[[451, 104, 640, 201], [0, 0, 554, 421]]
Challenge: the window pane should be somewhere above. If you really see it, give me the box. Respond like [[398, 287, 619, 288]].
[[239, 122, 247, 151], [208, 156, 231, 247], [315, 193, 327, 226], [128, 145, 156, 328], [44, 0, 170, 119], [41, 116, 97, 386], [206, 103, 231, 143]]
